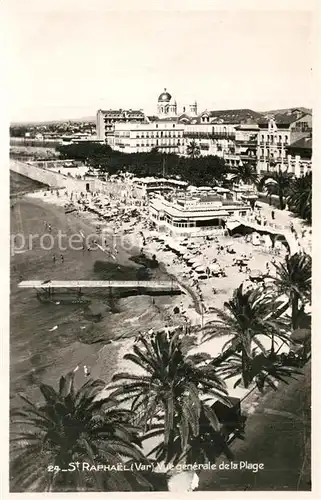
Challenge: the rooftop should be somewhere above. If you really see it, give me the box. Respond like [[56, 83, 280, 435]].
[[287, 136, 312, 150], [258, 110, 309, 126], [99, 109, 145, 116]]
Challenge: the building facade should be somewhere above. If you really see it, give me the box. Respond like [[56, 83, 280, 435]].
[[108, 121, 186, 155], [96, 93, 312, 178], [96, 109, 146, 141], [286, 136, 312, 177], [149, 192, 251, 237], [256, 110, 312, 173]]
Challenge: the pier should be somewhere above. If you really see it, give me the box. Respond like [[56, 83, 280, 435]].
[[18, 280, 183, 293]]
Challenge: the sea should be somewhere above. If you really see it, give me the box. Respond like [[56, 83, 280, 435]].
[[10, 171, 175, 408]]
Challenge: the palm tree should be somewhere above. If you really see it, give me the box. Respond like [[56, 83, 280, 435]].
[[216, 351, 302, 392], [10, 373, 147, 492], [143, 401, 234, 467], [110, 330, 230, 464], [264, 168, 293, 210], [287, 172, 312, 223], [271, 252, 312, 331], [186, 140, 201, 159], [202, 285, 291, 388], [231, 162, 258, 186]]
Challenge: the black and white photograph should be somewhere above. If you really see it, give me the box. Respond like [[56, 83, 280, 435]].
[[6, 0, 313, 494]]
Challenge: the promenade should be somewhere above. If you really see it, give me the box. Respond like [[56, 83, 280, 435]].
[[231, 203, 311, 256]]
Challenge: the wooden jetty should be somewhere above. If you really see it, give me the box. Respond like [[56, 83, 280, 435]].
[[18, 280, 182, 291], [18, 281, 183, 304]]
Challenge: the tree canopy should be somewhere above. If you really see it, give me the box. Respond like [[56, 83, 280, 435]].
[[56, 143, 230, 186]]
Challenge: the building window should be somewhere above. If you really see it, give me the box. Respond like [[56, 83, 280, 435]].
[[156, 124, 158, 128], [173, 124, 175, 128]]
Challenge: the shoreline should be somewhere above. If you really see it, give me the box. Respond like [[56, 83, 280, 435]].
[[13, 187, 197, 391], [17, 181, 296, 397]]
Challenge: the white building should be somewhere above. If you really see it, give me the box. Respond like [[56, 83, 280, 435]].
[[149, 191, 251, 237], [130, 177, 188, 197], [256, 110, 312, 174], [108, 121, 185, 155], [285, 136, 312, 177], [96, 109, 146, 141]]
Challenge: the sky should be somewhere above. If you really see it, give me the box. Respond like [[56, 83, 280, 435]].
[[5, 0, 315, 122]]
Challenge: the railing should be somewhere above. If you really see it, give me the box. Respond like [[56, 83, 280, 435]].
[[236, 140, 258, 147], [183, 132, 235, 140], [239, 154, 257, 160], [231, 215, 288, 232]]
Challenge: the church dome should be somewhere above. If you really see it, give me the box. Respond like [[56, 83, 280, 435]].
[[158, 88, 172, 102]]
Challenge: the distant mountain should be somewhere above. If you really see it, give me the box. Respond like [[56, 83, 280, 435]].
[[11, 116, 96, 126], [261, 107, 312, 116]]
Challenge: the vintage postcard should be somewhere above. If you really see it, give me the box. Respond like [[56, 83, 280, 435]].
[[4, 0, 315, 496]]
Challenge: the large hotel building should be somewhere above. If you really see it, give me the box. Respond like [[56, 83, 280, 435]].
[[96, 89, 312, 177]]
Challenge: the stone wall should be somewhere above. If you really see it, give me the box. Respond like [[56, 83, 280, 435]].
[[9, 159, 138, 198], [10, 160, 93, 191]]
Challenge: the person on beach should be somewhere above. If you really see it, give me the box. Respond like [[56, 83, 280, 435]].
[[48, 224, 52, 232], [60, 254, 64, 263], [84, 365, 90, 377], [52, 254, 56, 263]]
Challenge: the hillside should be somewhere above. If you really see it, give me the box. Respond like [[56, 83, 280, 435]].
[[261, 107, 312, 116]]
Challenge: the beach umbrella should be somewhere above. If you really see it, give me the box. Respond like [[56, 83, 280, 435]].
[[192, 260, 205, 269], [188, 256, 199, 263], [210, 263, 221, 273], [194, 265, 206, 273], [250, 269, 263, 281], [264, 178, 278, 185]]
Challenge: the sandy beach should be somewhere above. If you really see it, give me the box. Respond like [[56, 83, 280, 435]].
[[11, 184, 196, 398], [21, 183, 298, 399]]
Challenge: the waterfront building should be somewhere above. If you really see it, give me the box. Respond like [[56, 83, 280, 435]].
[[130, 177, 188, 197], [96, 93, 313, 178], [256, 109, 312, 174], [149, 191, 251, 237], [286, 136, 312, 177], [96, 108, 146, 141], [108, 121, 186, 154], [181, 109, 260, 159]]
